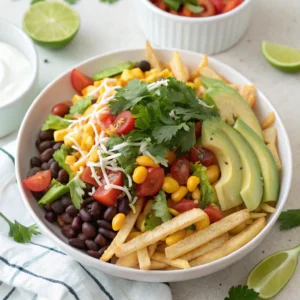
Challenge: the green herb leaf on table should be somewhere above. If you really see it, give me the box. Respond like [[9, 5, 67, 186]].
[[0, 212, 40, 243], [67, 177, 86, 209], [53, 145, 73, 179], [153, 190, 172, 222], [42, 114, 71, 131], [144, 213, 163, 231], [278, 209, 300, 230], [225, 286, 259, 300]]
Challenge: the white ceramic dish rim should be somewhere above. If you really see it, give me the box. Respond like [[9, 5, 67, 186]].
[[16, 47, 292, 281], [0, 19, 38, 109], [141, 0, 251, 22]]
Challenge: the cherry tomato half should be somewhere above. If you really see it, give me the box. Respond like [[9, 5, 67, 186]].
[[71, 69, 94, 95], [93, 171, 123, 206], [99, 113, 115, 129], [23, 170, 51, 192], [209, 0, 225, 13], [174, 199, 199, 212], [51, 102, 70, 117], [80, 167, 103, 186], [136, 167, 164, 197], [171, 157, 190, 185], [113, 110, 135, 135], [204, 205, 223, 223], [222, 0, 243, 13], [195, 122, 202, 139], [189, 145, 215, 167]]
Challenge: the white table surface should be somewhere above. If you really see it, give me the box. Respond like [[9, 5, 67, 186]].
[[1, 0, 300, 299]]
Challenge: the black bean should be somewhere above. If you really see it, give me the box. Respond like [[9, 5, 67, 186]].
[[104, 206, 117, 221], [98, 245, 109, 257], [77, 233, 88, 241], [82, 222, 97, 239], [32, 191, 44, 200], [90, 202, 103, 217], [85, 239, 99, 251], [94, 233, 107, 246], [53, 142, 63, 151], [57, 169, 69, 184], [66, 205, 79, 217], [39, 129, 54, 141], [79, 209, 92, 222], [82, 197, 95, 207], [87, 250, 100, 259], [40, 148, 55, 163], [117, 197, 130, 214], [45, 211, 56, 223], [39, 140, 55, 153], [71, 216, 82, 231], [69, 238, 86, 249], [98, 227, 116, 239], [61, 195, 72, 207], [48, 158, 56, 167], [30, 157, 41, 168], [51, 200, 65, 214], [27, 167, 41, 178], [50, 162, 59, 178], [60, 212, 73, 224], [41, 162, 49, 170], [62, 225, 76, 238], [35, 139, 41, 149], [137, 60, 151, 72], [44, 204, 52, 211], [96, 220, 112, 230]]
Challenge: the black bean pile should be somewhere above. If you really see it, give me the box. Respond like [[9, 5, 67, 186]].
[[28, 129, 130, 260]]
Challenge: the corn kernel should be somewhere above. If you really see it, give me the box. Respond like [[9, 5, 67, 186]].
[[73, 151, 81, 159], [159, 69, 173, 78], [186, 82, 196, 88], [54, 129, 70, 142], [64, 136, 73, 146], [112, 213, 126, 231], [130, 68, 144, 79], [168, 207, 179, 217], [166, 230, 186, 246], [136, 155, 159, 168], [144, 74, 157, 83], [165, 151, 176, 165], [187, 176, 200, 192], [192, 187, 201, 201], [195, 214, 210, 230], [74, 158, 87, 169], [145, 69, 159, 76], [193, 77, 202, 88], [65, 155, 76, 165], [83, 105, 95, 117], [94, 80, 103, 87], [127, 231, 142, 241], [83, 124, 94, 136], [206, 165, 220, 184], [72, 94, 83, 104], [120, 69, 134, 83], [132, 166, 148, 184], [82, 85, 96, 97], [162, 177, 180, 194], [171, 186, 188, 203], [89, 148, 99, 162]]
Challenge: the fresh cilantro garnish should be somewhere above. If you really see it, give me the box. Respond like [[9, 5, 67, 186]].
[[0, 212, 40, 243], [147, 144, 168, 167], [152, 123, 189, 144], [278, 210, 300, 230], [192, 163, 215, 209], [53, 145, 73, 180], [67, 177, 86, 209], [69, 96, 93, 116], [153, 190, 172, 222], [144, 213, 163, 231], [225, 286, 259, 300], [42, 115, 71, 131]]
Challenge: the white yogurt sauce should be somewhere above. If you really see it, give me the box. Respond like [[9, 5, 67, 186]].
[[0, 42, 32, 105]]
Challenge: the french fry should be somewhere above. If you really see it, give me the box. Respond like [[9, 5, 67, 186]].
[[115, 208, 206, 257], [260, 203, 276, 214], [152, 252, 190, 269], [190, 217, 266, 266], [137, 247, 151, 270], [250, 212, 267, 219], [145, 41, 163, 71], [156, 242, 168, 253], [180, 234, 229, 262], [148, 242, 158, 258], [116, 252, 138, 268], [169, 51, 189, 82], [239, 85, 256, 107], [150, 260, 168, 270], [200, 66, 225, 81], [263, 126, 277, 145], [261, 112, 275, 129], [190, 55, 208, 80], [100, 198, 143, 261], [267, 143, 282, 171], [165, 209, 250, 259]]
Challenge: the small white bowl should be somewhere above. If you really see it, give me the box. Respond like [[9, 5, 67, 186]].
[[16, 48, 292, 282], [0, 19, 38, 138], [136, 0, 253, 54]]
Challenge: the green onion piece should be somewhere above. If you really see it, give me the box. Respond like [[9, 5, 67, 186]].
[[186, 3, 204, 13]]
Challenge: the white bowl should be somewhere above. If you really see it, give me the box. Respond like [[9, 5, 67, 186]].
[[136, 0, 253, 54], [0, 19, 39, 138], [16, 48, 292, 282]]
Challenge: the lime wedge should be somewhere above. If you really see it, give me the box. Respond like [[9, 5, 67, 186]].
[[247, 244, 300, 299], [23, 2, 80, 48], [261, 41, 300, 72]]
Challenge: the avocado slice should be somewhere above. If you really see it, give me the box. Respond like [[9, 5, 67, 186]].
[[202, 77, 263, 139], [93, 61, 134, 81], [202, 119, 243, 211], [234, 118, 279, 202], [215, 119, 263, 211]]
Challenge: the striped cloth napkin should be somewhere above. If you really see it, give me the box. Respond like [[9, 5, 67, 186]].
[[0, 141, 172, 300]]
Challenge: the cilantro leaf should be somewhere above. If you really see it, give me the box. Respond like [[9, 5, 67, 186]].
[[42, 115, 71, 131], [173, 123, 196, 153], [0, 212, 40, 243], [67, 177, 86, 209], [278, 210, 300, 230], [69, 96, 93, 116], [192, 163, 215, 209], [53, 145, 73, 180], [147, 144, 168, 167], [144, 213, 163, 231], [153, 190, 172, 222], [152, 123, 189, 144], [225, 286, 259, 300]]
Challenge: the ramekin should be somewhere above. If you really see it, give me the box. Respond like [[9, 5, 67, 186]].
[[136, 0, 253, 54]]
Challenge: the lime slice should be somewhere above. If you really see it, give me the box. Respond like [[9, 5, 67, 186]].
[[23, 2, 80, 48], [261, 41, 300, 72], [247, 244, 300, 299]]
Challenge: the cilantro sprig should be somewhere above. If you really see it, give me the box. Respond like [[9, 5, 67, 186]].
[[225, 286, 259, 300], [278, 209, 300, 230]]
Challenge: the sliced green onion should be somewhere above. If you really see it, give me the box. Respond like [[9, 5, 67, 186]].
[[186, 3, 204, 13]]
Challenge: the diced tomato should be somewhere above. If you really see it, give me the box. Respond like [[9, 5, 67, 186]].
[[23, 170, 51, 192], [136, 167, 164, 197], [204, 205, 223, 223], [80, 167, 102, 186], [93, 171, 123, 206], [113, 110, 135, 135], [174, 199, 199, 212], [189, 145, 215, 167], [209, 0, 225, 13], [51, 102, 70, 117], [170, 157, 190, 185], [222, 0, 243, 13], [194, 0, 216, 17], [195, 122, 202, 139], [70, 69, 94, 95]]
